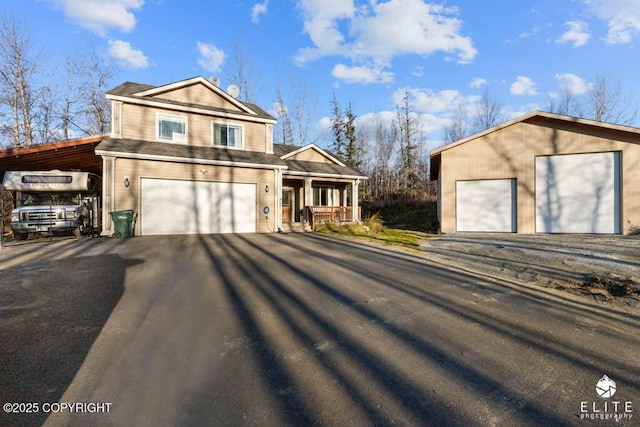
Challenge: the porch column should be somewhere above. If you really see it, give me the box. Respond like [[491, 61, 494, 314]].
[[304, 178, 313, 207], [352, 179, 359, 222], [304, 178, 313, 225]]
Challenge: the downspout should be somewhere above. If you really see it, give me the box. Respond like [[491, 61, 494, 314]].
[[275, 168, 283, 233], [101, 156, 115, 236]]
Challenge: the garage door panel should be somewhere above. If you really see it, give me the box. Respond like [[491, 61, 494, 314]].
[[535, 153, 620, 233], [456, 179, 516, 232], [141, 178, 256, 235]]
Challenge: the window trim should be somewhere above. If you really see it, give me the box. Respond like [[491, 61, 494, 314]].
[[212, 121, 244, 149], [156, 113, 188, 144]]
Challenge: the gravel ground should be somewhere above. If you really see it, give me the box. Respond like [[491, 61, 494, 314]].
[[420, 233, 640, 312]]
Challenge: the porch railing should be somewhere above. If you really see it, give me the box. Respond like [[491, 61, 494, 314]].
[[305, 206, 361, 228]]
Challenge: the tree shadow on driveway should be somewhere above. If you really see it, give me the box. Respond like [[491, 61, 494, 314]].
[[0, 254, 131, 427]]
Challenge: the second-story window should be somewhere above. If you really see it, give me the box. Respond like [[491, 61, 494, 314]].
[[157, 114, 187, 143], [213, 123, 243, 148]]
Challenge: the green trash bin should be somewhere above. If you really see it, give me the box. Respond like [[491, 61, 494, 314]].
[[109, 210, 136, 238]]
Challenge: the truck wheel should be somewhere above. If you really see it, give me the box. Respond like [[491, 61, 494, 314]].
[[14, 232, 28, 240]]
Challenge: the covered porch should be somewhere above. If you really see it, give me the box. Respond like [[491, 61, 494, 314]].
[[281, 177, 361, 230]]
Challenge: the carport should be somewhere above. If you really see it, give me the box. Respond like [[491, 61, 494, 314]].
[[0, 136, 104, 241], [0, 136, 103, 176]]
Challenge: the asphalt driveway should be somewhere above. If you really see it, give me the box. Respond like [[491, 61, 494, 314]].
[[1, 233, 639, 426]]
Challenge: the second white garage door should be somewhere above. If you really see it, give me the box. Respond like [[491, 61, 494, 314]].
[[456, 179, 516, 232], [140, 178, 257, 235], [535, 152, 620, 233]]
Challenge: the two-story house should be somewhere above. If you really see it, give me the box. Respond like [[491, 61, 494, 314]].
[[96, 76, 367, 236]]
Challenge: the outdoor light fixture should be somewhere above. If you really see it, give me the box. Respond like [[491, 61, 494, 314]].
[[124, 176, 130, 188], [265, 184, 270, 193]]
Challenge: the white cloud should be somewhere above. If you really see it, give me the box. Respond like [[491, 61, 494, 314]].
[[510, 76, 538, 96], [251, 1, 269, 24], [295, 0, 477, 73], [556, 20, 590, 47], [349, 1, 477, 63], [197, 42, 226, 73], [555, 73, 591, 95], [519, 26, 540, 40], [411, 66, 424, 77], [470, 77, 487, 89], [353, 109, 450, 141], [332, 63, 394, 84], [394, 87, 465, 114], [584, 0, 640, 44], [108, 40, 148, 69], [45, 0, 144, 36], [295, 0, 355, 63]]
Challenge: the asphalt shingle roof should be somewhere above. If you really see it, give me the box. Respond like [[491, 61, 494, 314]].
[[106, 80, 276, 122], [97, 139, 367, 177], [96, 138, 287, 167]]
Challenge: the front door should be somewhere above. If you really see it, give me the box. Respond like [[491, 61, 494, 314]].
[[282, 188, 293, 223]]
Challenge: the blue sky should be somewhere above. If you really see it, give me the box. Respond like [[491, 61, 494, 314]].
[[3, 0, 640, 149]]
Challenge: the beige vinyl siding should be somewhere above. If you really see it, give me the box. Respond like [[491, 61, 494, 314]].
[[120, 103, 267, 152], [289, 149, 334, 163], [439, 120, 640, 234], [150, 83, 245, 112], [112, 158, 277, 234]]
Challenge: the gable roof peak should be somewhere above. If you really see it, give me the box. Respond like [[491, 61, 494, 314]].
[[129, 76, 256, 115], [431, 110, 640, 156], [278, 143, 347, 167]]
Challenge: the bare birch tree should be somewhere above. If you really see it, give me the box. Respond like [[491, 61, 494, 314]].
[[77, 45, 113, 135], [472, 90, 503, 132], [546, 83, 582, 118], [289, 73, 317, 146], [371, 118, 397, 202], [273, 86, 294, 145], [0, 14, 41, 147], [225, 40, 259, 103], [585, 72, 638, 125], [443, 99, 470, 144]]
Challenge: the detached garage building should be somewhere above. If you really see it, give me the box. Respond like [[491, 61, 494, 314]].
[[430, 111, 640, 235]]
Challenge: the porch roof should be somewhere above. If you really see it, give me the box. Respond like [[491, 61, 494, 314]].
[[283, 160, 366, 179], [274, 143, 367, 179]]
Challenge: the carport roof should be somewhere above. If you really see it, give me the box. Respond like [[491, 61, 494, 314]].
[[0, 135, 104, 177]]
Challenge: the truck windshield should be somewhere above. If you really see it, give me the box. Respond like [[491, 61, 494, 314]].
[[21, 193, 81, 206]]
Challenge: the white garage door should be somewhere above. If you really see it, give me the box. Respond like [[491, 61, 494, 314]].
[[140, 178, 257, 235], [535, 152, 620, 233], [456, 179, 516, 232]]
